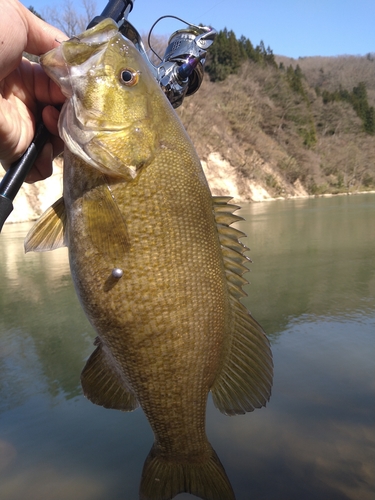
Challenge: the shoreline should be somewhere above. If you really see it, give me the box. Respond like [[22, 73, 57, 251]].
[[251, 189, 375, 203], [2, 151, 374, 226], [4, 188, 374, 226]]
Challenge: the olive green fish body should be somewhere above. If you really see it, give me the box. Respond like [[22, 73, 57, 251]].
[[65, 140, 229, 457], [26, 19, 273, 500]]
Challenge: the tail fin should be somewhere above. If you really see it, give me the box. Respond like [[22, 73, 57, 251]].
[[140, 443, 235, 500]]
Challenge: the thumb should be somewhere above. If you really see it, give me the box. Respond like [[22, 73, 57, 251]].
[[20, 2, 68, 56]]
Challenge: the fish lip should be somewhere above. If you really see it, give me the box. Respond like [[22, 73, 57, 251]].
[[40, 47, 73, 98]]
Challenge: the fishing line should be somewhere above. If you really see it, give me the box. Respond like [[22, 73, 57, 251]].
[[147, 0, 229, 60], [194, 0, 229, 24], [147, 15, 205, 61]]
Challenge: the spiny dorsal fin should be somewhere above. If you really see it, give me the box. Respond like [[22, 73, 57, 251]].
[[222, 246, 251, 266], [215, 212, 244, 225], [217, 223, 247, 241], [212, 196, 273, 415], [213, 195, 250, 281], [223, 257, 249, 276], [81, 338, 139, 411], [24, 197, 67, 253], [213, 196, 234, 205], [225, 269, 249, 288], [218, 232, 248, 253]]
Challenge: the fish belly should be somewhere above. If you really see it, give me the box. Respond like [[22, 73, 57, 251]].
[[65, 148, 231, 457]]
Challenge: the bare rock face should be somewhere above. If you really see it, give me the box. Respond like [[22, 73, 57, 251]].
[[202, 151, 308, 202], [202, 152, 272, 202], [3, 152, 313, 227], [4, 159, 63, 224]]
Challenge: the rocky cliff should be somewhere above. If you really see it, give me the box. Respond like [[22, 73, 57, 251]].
[[3, 151, 311, 226], [4, 159, 63, 224]]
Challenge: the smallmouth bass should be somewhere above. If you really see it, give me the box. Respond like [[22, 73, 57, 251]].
[[25, 19, 273, 500]]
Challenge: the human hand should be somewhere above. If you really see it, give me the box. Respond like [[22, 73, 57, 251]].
[[0, 0, 67, 183]]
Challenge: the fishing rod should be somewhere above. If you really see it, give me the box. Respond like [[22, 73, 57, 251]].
[[0, 0, 216, 232]]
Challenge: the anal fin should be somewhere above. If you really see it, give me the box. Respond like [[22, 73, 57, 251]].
[[81, 338, 139, 411]]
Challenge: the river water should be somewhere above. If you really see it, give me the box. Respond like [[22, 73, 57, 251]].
[[0, 194, 374, 500]]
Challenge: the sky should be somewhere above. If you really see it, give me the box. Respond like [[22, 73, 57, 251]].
[[23, 0, 375, 59]]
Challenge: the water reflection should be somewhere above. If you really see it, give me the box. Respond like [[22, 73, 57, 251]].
[[238, 195, 375, 335], [0, 195, 374, 500], [0, 223, 93, 412], [214, 312, 375, 500]]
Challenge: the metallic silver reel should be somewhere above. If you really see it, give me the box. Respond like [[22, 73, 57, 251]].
[[157, 22, 216, 108], [119, 16, 216, 108]]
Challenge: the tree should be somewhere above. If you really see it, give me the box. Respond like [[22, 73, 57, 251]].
[[321, 81, 375, 135], [364, 107, 375, 134], [28, 5, 43, 19], [205, 29, 276, 82], [205, 28, 244, 82], [239, 35, 255, 61], [44, 0, 97, 37], [351, 82, 369, 120], [286, 64, 305, 95]]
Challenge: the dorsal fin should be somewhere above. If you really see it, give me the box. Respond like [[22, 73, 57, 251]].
[[213, 197, 250, 274], [24, 197, 67, 253], [212, 196, 273, 415]]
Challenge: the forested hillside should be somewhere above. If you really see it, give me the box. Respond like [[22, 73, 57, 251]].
[[29, 5, 375, 198], [8, 7, 375, 224], [177, 29, 375, 197]]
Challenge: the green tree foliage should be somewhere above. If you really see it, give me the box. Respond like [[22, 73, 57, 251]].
[[285, 65, 317, 147], [205, 29, 276, 82], [28, 5, 44, 19], [364, 107, 375, 134], [321, 82, 375, 135], [239, 35, 256, 60], [286, 64, 305, 95]]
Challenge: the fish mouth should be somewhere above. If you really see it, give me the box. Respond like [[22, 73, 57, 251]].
[[41, 19, 121, 99], [40, 47, 73, 98], [41, 19, 154, 180]]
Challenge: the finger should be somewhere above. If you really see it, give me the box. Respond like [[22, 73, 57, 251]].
[[42, 105, 60, 136], [50, 135, 65, 159], [26, 142, 53, 183], [20, 3, 68, 54], [33, 63, 66, 106]]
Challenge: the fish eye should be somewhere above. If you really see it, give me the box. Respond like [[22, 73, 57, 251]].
[[120, 68, 138, 86]]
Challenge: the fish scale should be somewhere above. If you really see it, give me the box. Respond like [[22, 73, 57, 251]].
[[66, 153, 229, 458], [24, 18, 273, 500]]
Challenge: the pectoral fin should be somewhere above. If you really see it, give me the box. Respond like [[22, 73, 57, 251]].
[[82, 181, 130, 260], [24, 197, 67, 253], [81, 338, 139, 411]]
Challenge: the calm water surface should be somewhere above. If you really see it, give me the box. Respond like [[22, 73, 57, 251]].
[[0, 194, 374, 500]]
